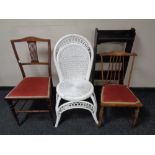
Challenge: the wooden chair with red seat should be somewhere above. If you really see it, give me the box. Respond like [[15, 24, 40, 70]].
[[98, 51, 143, 127], [5, 36, 53, 125]]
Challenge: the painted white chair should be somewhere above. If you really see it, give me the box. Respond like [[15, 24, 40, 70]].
[[53, 34, 98, 127]]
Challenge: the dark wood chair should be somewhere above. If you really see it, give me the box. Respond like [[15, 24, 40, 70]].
[[5, 36, 53, 125], [98, 51, 143, 127], [92, 28, 136, 85]]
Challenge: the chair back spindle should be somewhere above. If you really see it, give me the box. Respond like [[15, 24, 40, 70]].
[[99, 51, 137, 86]]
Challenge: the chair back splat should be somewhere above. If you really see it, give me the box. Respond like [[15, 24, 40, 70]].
[[11, 36, 52, 79]]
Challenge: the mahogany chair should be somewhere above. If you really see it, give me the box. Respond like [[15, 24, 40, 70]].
[[5, 36, 53, 125], [98, 51, 143, 127]]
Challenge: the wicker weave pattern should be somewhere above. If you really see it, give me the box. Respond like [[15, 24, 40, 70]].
[[55, 35, 91, 55], [57, 80, 94, 101], [54, 34, 98, 127], [54, 34, 93, 81], [58, 45, 90, 80]]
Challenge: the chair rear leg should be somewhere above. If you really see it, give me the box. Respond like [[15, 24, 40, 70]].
[[98, 106, 104, 127], [7, 100, 20, 126], [48, 98, 53, 121], [48, 85, 53, 119]]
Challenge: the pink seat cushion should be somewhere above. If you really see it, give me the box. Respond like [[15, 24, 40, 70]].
[[5, 77, 50, 99], [102, 84, 139, 104]]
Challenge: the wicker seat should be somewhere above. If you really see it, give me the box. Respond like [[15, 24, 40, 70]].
[[54, 34, 98, 127], [57, 80, 94, 101]]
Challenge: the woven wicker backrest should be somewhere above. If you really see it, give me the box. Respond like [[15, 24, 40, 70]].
[[54, 34, 94, 81]]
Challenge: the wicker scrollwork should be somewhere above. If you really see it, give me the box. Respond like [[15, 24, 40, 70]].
[[58, 101, 95, 114]]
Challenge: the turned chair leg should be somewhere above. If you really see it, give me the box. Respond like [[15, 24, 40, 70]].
[[98, 106, 104, 127], [132, 107, 140, 127], [7, 100, 20, 126]]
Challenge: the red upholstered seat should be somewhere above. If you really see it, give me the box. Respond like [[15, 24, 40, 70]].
[[101, 84, 140, 105], [6, 77, 50, 99]]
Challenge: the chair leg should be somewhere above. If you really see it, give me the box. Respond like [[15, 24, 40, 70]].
[[48, 98, 53, 120], [90, 93, 98, 125], [93, 113, 99, 125], [55, 113, 61, 128], [98, 106, 104, 127], [132, 107, 140, 127], [7, 100, 20, 126], [55, 94, 61, 127]]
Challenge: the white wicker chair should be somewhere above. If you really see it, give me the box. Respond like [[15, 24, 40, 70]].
[[53, 34, 98, 127]]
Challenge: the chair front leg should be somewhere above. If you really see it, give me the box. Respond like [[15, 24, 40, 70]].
[[55, 93, 61, 127], [90, 93, 98, 124], [132, 107, 140, 127], [55, 112, 62, 128], [7, 100, 20, 126]]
